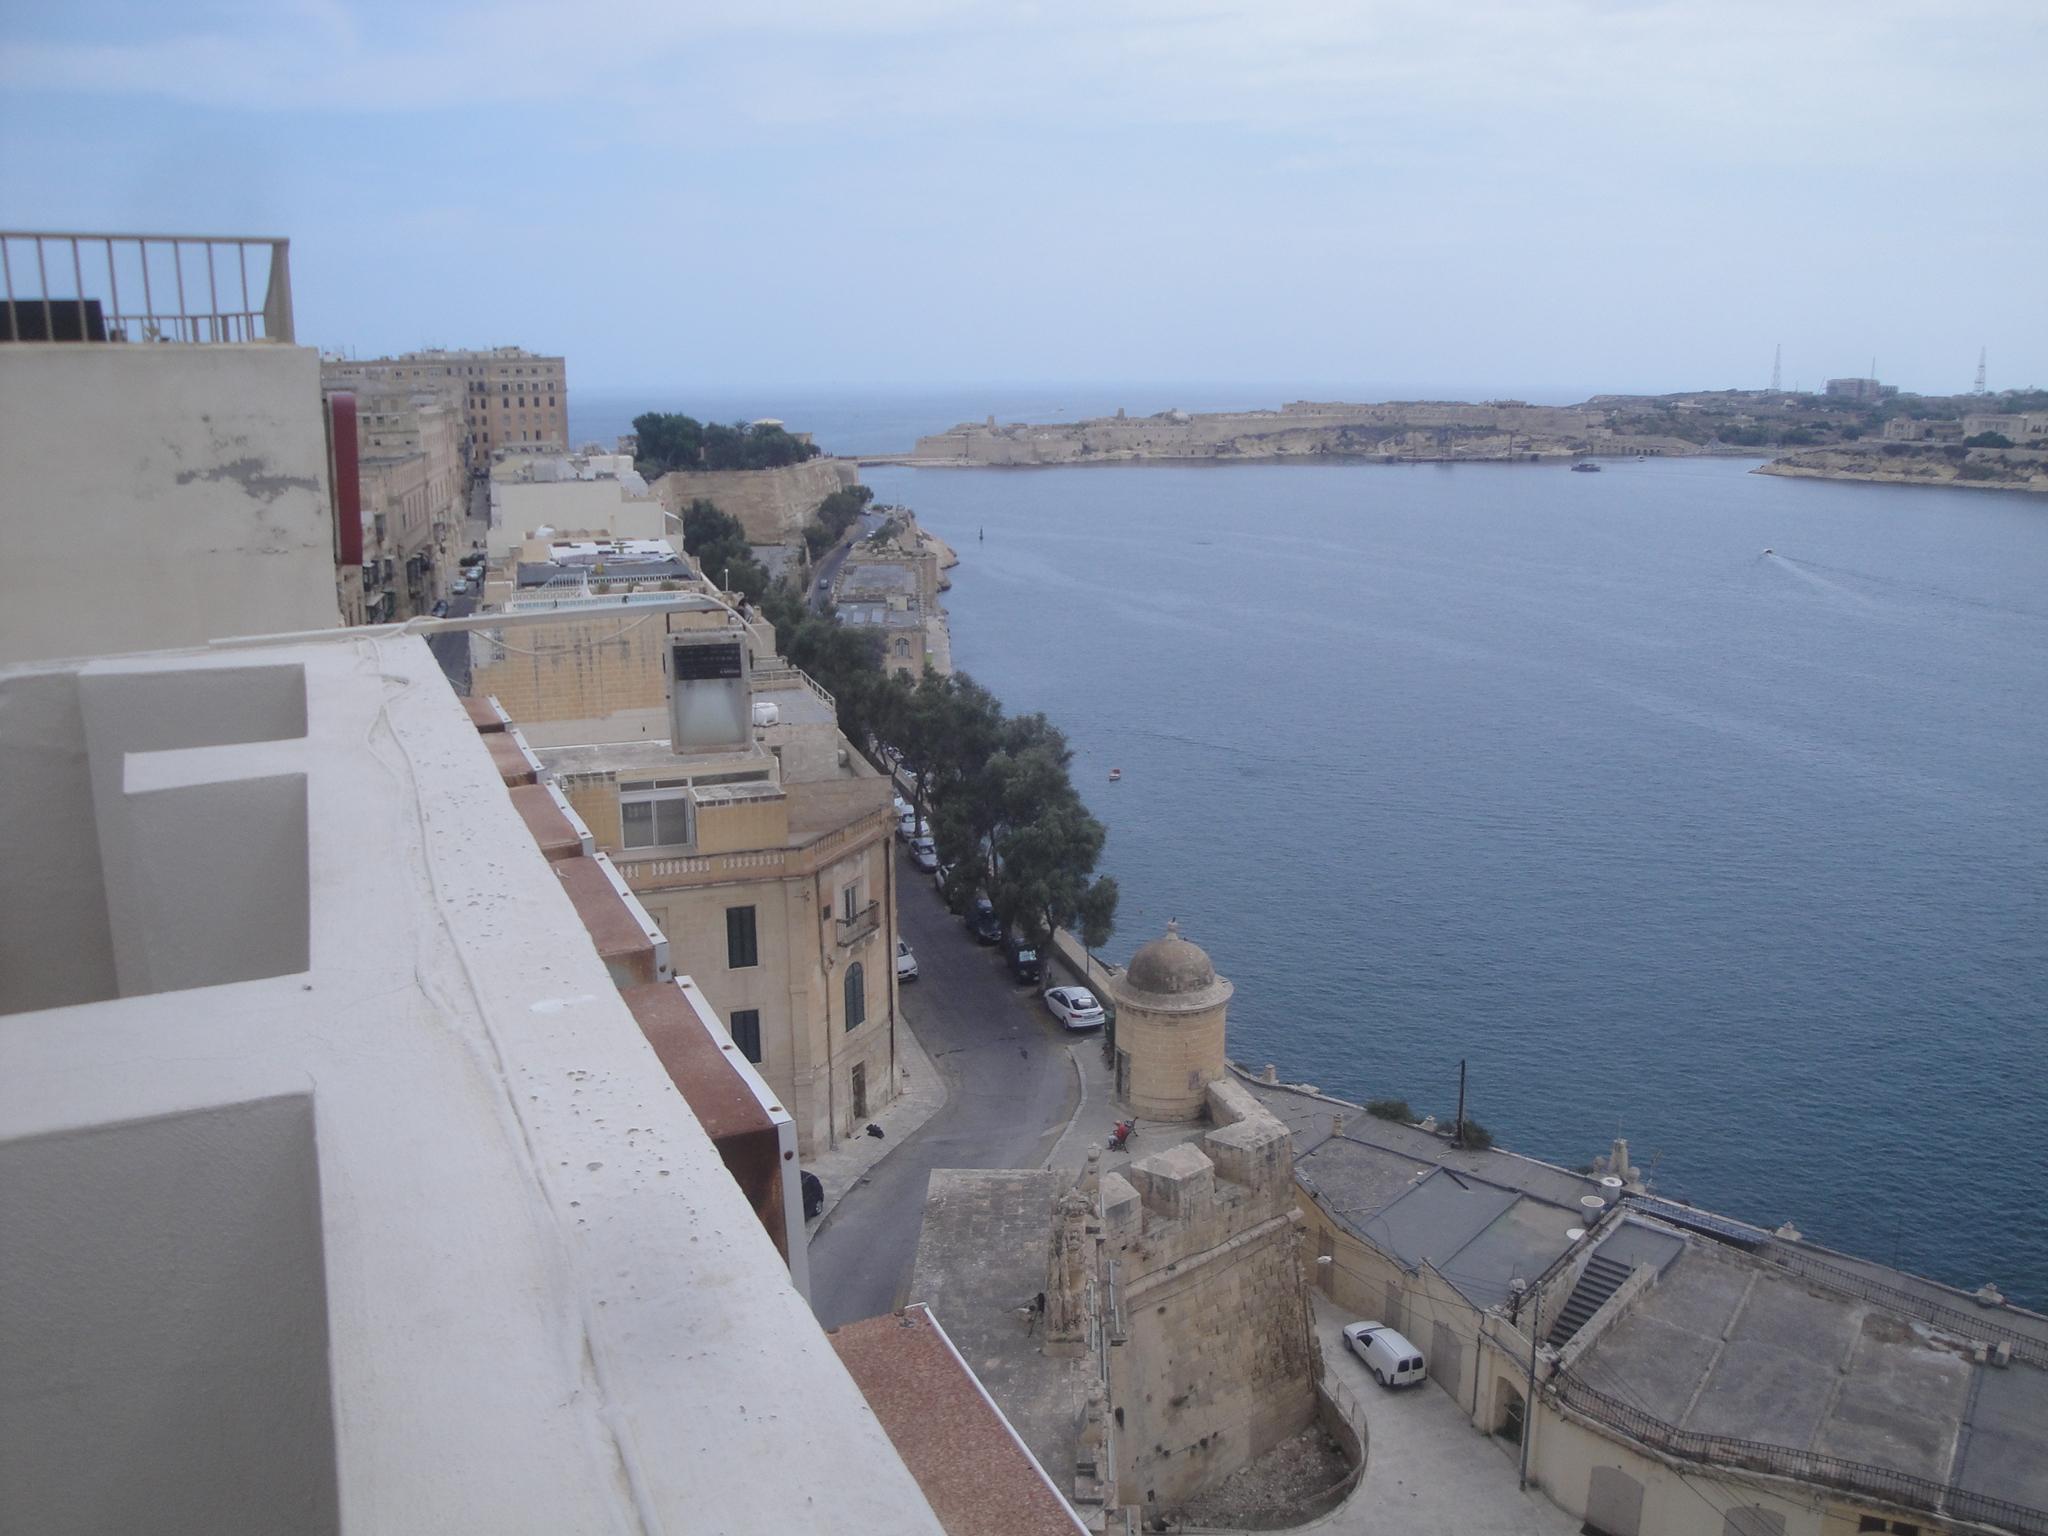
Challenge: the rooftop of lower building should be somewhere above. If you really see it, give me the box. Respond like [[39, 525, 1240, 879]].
[[1561, 1206, 2048, 1525], [830, 1303, 1087, 1536]]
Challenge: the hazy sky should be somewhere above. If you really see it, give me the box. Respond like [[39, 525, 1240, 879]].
[[2, 0, 2042, 396]]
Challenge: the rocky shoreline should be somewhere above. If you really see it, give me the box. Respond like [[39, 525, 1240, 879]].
[[1757, 445, 2048, 495]]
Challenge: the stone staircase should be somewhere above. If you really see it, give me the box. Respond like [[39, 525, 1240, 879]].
[[1547, 1253, 1633, 1347]]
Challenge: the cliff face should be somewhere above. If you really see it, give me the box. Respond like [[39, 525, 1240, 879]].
[[1758, 445, 2048, 494], [654, 458, 858, 542]]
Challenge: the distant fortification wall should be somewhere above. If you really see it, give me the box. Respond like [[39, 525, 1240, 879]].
[[655, 458, 858, 542]]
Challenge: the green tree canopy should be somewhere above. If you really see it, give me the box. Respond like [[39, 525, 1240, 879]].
[[632, 412, 822, 476], [678, 498, 769, 601]]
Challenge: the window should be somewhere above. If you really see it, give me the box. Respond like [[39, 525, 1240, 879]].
[[619, 783, 690, 850], [840, 881, 861, 922], [843, 962, 865, 1029], [729, 1009, 761, 1063], [726, 906, 758, 969]]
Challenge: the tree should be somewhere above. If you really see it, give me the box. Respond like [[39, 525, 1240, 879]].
[[803, 485, 875, 559], [1964, 431, 2013, 449], [1076, 876, 1119, 968], [678, 498, 769, 601], [631, 412, 821, 476]]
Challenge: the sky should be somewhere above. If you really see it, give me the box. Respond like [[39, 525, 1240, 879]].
[[2, 0, 2043, 398]]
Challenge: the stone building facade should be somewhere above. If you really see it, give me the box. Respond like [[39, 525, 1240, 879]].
[[463, 601, 901, 1156], [1091, 1076, 1319, 1512]]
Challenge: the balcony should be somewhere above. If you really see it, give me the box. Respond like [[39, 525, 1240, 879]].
[[1, 231, 293, 344], [836, 899, 881, 948]]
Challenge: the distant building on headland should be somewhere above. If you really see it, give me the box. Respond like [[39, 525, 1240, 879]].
[[1824, 376, 1899, 402]]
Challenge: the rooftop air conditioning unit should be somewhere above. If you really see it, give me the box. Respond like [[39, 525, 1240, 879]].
[[668, 630, 752, 751]]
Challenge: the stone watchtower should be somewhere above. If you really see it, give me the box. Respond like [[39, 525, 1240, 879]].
[[1111, 921, 1233, 1120]]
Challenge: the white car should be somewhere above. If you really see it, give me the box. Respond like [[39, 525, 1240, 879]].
[[895, 938, 918, 982], [1342, 1321, 1426, 1387], [910, 836, 939, 872], [1043, 986, 1105, 1030]]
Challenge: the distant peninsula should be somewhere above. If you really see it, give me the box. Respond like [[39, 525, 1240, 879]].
[[882, 389, 2048, 493]]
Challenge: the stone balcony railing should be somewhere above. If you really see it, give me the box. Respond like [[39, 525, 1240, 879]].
[[836, 900, 881, 948]]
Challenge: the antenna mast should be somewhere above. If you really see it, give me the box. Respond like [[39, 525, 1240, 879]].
[[1975, 347, 1988, 394], [1771, 343, 1782, 394]]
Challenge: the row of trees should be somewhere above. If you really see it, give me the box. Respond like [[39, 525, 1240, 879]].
[[869, 670, 1118, 959], [632, 412, 823, 476], [698, 483, 1121, 962], [804, 485, 874, 558]]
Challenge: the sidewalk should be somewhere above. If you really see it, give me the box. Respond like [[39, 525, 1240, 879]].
[[803, 1012, 949, 1233]]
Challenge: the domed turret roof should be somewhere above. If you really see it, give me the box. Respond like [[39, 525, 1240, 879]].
[[1124, 920, 1218, 997]]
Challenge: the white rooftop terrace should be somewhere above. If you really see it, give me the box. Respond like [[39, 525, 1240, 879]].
[[0, 629, 942, 1535]]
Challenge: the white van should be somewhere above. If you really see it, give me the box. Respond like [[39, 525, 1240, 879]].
[[1342, 1321, 1426, 1387]]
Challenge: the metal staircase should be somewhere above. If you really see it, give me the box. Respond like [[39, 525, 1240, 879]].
[[1547, 1253, 1633, 1347]]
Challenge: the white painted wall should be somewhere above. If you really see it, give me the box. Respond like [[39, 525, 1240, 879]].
[[491, 477, 666, 556], [0, 343, 342, 665]]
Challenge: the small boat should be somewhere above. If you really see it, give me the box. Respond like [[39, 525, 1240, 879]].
[[1570, 461, 1602, 473], [1108, 768, 1122, 782]]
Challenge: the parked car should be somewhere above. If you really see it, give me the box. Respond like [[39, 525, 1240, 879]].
[[1043, 986, 1106, 1030], [965, 897, 1002, 945], [450, 578, 470, 596], [895, 938, 918, 982], [892, 795, 913, 822], [1003, 929, 1042, 984], [1343, 1322, 1426, 1388], [910, 836, 939, 872], [898, 811, 928, 842]]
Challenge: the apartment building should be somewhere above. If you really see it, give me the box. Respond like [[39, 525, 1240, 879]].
[[462, 596, 903, 1157], [323, 345, 568, 455], [353, 386, 468, 618]]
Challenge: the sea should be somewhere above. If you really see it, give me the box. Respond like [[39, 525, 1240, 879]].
[[574, 385, 2048, 1306]]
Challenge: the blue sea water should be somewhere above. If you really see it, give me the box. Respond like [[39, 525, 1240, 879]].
[[858, 453, 2048, 1307]]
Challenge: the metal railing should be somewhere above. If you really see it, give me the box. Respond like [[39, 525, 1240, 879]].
[[1552, 1371, 2048, 1535], [1751, 1244, 2047, 1369], [1, 231, 293, 344]]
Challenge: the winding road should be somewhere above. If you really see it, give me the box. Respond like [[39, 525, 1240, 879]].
[[807, 843, 1082, 1327]]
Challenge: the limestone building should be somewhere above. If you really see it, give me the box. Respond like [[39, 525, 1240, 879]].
[[1262, 1071, 2048, 1536], [460, 596, 903, 1157], [323, 344, 568, 455]]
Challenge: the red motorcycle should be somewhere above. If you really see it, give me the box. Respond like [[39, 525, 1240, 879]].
[[1108, 1119, 1135, 1152]]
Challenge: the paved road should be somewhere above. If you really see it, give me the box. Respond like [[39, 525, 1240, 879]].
[[807, 510, 890, 611], [808, 843, 1081, 1327]]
